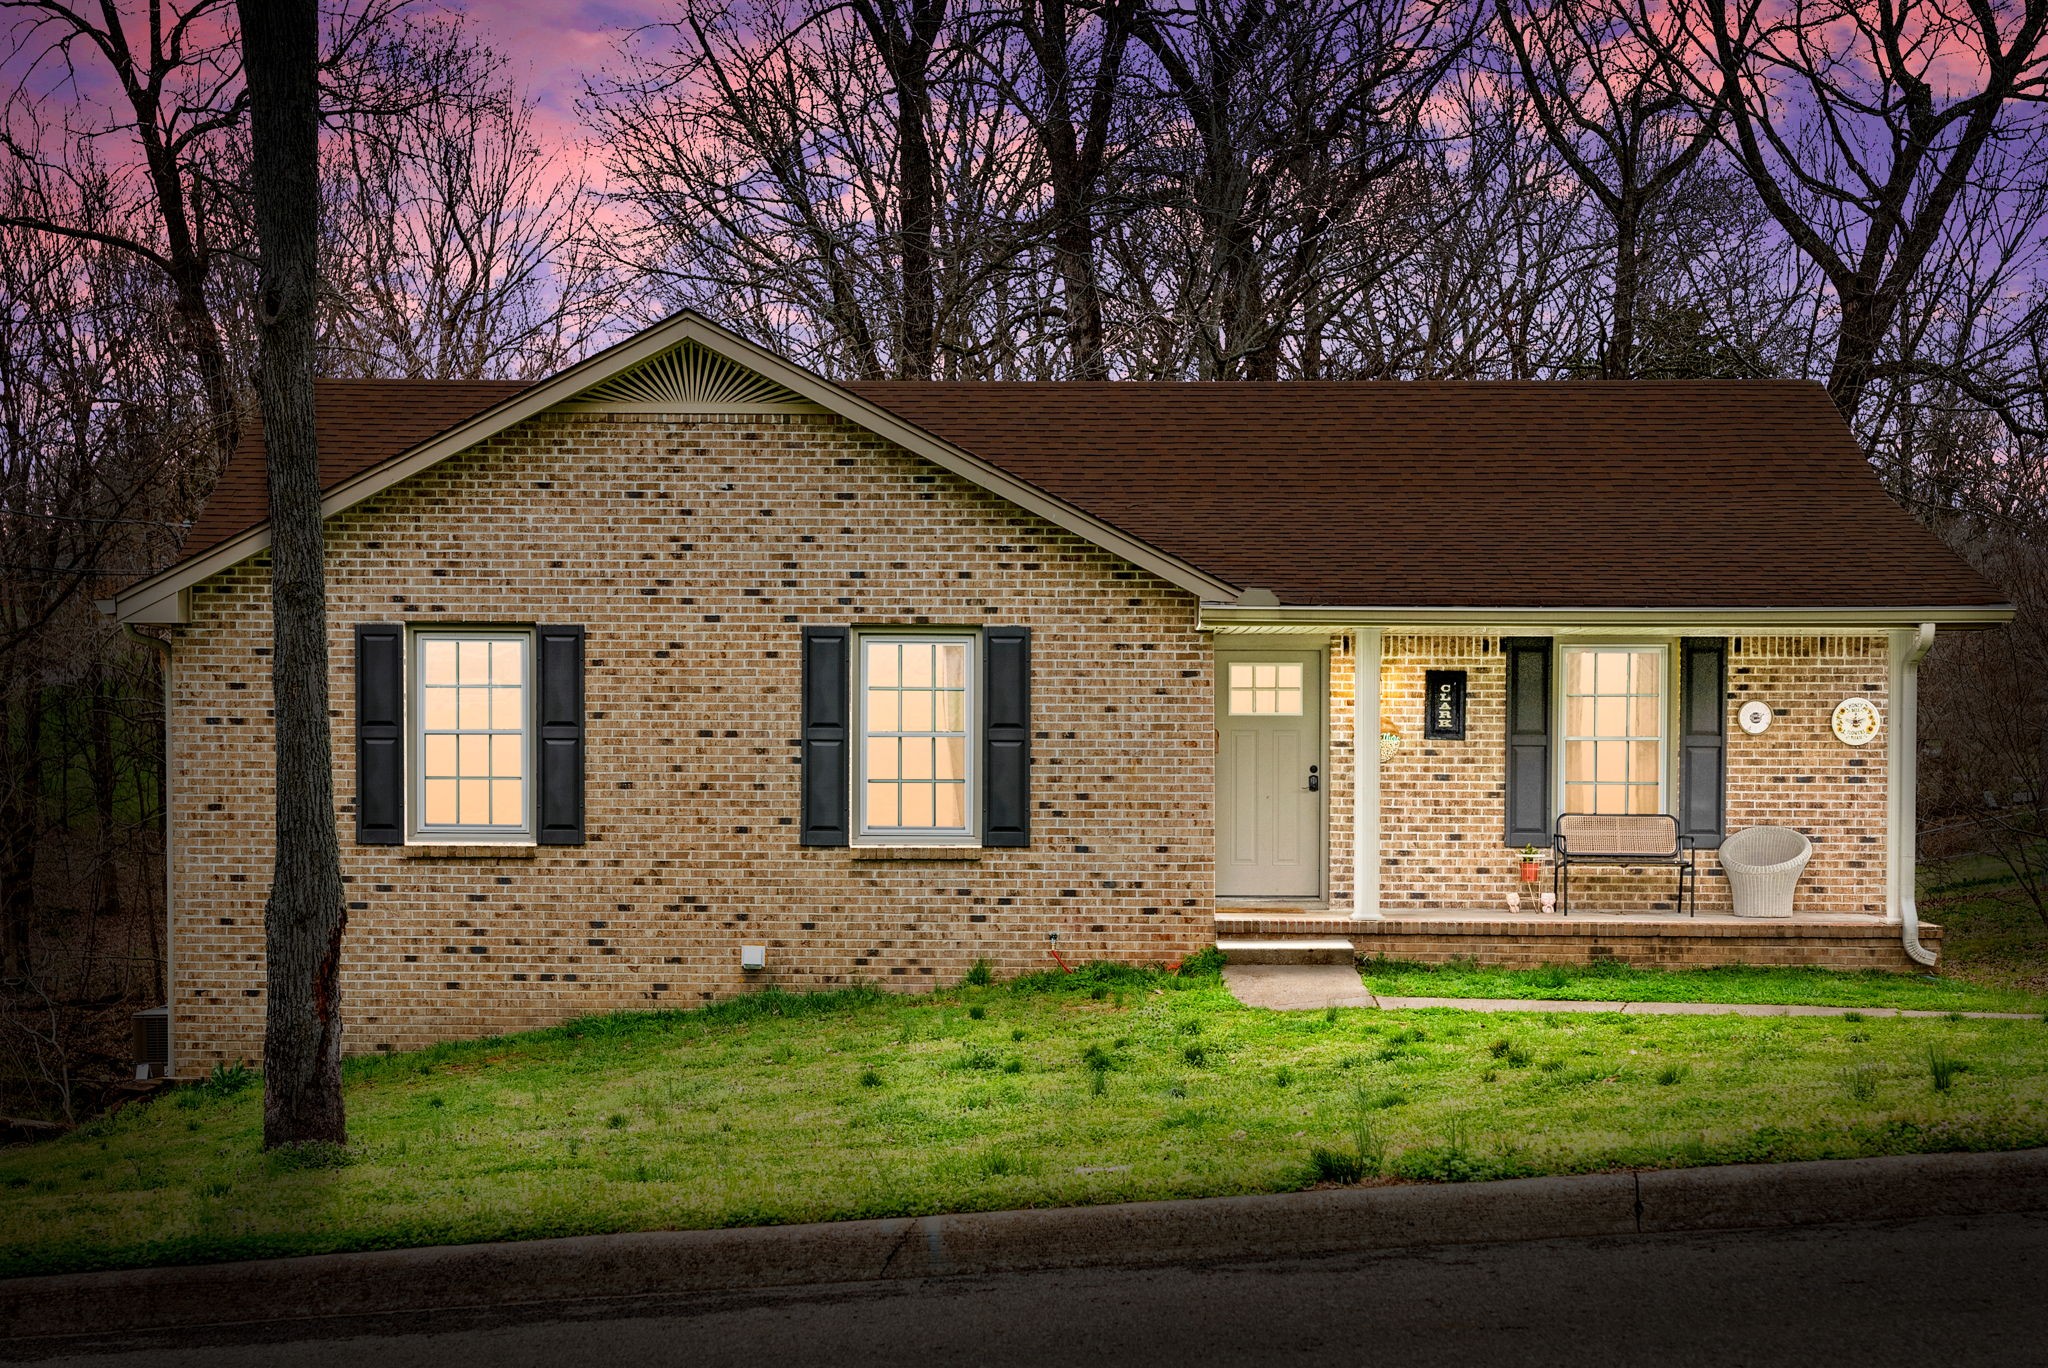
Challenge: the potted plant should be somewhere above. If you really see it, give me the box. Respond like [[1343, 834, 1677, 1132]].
[[1518, 844, 1542, 883]]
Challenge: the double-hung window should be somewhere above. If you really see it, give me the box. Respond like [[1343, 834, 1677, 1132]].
[[855, 633, 977, 842], [1561, 646, 1666, 816], [412, 628, 535, 841]]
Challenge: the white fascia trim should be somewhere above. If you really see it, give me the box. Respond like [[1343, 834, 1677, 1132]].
[[1199, 604, 2015, 631], [113, 311, 1240, 622]]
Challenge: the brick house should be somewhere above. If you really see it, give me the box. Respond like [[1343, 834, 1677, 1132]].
[[109, 313, 2010, 1075]]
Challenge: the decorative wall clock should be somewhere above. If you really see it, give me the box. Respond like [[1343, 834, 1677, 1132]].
[[1831, 697, 1881, 746]]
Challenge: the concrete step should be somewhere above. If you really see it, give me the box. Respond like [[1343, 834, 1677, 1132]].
[[1215, 936, 1357, 966]]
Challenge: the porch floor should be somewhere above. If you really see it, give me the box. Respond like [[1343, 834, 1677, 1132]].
[[1214, 906, 1939, 973]]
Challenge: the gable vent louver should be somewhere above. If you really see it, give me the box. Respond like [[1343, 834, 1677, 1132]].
[[568, 342, 807, 411]]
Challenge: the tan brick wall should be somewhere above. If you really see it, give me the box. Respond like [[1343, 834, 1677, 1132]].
[[166, 411, 1214, 1073], [1374, 634, 1891, 916]]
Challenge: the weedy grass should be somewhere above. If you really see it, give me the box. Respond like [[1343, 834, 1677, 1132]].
[[2, 962, 2045, 1279]]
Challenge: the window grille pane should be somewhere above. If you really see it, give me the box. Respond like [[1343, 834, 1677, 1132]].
[[458, 688, 489, 730], [869, 643, 899, 687], [424, 734, 457, 776], [424, 688, 457, 731], [867, 783, 899, 827], [936, 738, 965, 780], [491, 734, 522, 778], [902, 643, 934, 687], [491, 779, 523, 822], [867, 737, 898, 780], [425, 779, 457, 824], [901, 690, 934, 732], [902, 783, 935, 828], [458, 733, 489, 776], [1566, 740, 1594, 782], [490, 687, 523, 729], [458, 640, 489, 682], [423, 640, 458, 686], [868, 690, 900, 734], [458, 778, 489, 824], [935, 783, 964, 827], [491, 640, 522, 681]]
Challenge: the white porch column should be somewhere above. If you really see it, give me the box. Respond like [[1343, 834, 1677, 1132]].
[[1353, 626, 1383, 920]]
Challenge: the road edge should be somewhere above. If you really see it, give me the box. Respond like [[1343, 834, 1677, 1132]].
[[4, 1147, 2044, 1342]]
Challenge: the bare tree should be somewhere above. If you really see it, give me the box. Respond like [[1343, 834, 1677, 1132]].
[[1668, 0, 2048, 424], [238, 0, 347, 1149], [322, 79, 617, 379], [0, 0, 250, 471], [1492, 0, 1720, 377]]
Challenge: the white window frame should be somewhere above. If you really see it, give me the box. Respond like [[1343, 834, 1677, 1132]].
[[407, 626, 538, 844], [1555, 640, 1676, 818], [852, 630, 982, 847]]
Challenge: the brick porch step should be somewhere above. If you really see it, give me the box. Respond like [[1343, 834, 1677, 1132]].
[[1215, 936, 1357, 966]]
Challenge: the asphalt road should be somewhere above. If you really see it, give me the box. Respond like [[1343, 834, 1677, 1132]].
[[12, 1212, 2046, 1367]]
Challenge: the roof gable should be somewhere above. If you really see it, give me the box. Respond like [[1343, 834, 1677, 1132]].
[[118, 313, 1239, 619]]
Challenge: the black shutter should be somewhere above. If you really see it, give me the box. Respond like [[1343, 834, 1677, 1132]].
[[1503, 637, 1553, 848], [983, 626, 1031, 847], [536, 625, 586, 845], [355, 624, 405, 845], [1679, 639, 1728, 849], [801, 627, 851, 846]]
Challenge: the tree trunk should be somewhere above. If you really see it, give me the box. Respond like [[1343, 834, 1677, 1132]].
[[1607, 202, 1640, 379], [238, 0, 348, 1149], [0, 675, 42, 979]]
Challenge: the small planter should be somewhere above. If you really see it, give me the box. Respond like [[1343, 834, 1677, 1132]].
[[1518, 860, 1542, 884]]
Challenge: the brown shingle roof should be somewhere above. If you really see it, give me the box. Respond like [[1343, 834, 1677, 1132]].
[[177, 375, 1998, 611], [183, 379, 535, 563]]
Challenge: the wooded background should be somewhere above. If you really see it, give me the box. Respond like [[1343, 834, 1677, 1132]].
[[3, 0, 2045, 1120]]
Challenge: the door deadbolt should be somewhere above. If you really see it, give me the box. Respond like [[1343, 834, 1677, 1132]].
[[1307, 764, 1320, 792]]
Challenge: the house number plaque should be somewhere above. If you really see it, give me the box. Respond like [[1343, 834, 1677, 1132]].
[[1424, 670, 1467, 740]]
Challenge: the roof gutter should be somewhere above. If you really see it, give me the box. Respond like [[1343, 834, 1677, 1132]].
[[1199, 603, 2015, 631]]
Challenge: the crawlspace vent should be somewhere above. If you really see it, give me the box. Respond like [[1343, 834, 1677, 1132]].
[[575, 343, 804, 409]]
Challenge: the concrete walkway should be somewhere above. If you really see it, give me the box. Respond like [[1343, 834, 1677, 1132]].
[[1220, 964, 2042, 1020]]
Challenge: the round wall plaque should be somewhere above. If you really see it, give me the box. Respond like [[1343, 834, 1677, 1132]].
[[1831, 697, 1881, 746], [1738, 701, 1772, 735]]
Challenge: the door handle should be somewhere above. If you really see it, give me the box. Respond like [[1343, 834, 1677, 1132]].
[[1307, 764, 1320, 792]]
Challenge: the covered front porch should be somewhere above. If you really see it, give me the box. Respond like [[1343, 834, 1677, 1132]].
[[1203, 607, 1948, 972]]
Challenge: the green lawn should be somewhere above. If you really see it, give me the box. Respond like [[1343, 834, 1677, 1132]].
[[1359, 959, 2046, 1013], [4, 962, 2046, 1279]]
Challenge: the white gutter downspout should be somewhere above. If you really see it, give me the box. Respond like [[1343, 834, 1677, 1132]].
[[1890, 623, 1938, 967], [123, 624, 176, 1077], [1353, 627, 1384, 920]]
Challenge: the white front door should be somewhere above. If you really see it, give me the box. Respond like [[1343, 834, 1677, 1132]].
[[1216, 650, 1324, 899]]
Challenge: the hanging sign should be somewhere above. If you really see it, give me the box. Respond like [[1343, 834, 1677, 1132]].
[[1424, 670, 1467, 740]]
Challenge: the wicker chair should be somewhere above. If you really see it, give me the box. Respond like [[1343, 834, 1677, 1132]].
[[1552, 814, 1697, 917], [1717, 826, 1812, 919]]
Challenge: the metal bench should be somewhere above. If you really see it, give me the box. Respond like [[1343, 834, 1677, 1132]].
[[1552, 814, 1697, 917]]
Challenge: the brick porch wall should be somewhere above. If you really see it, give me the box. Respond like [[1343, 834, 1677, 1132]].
[[1373, 634, 1891, 916], [164, 411, 1215, 1073]]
